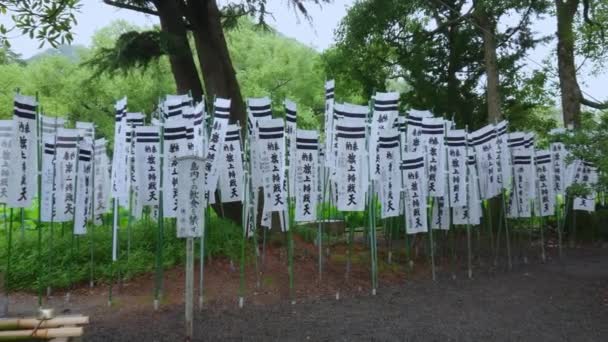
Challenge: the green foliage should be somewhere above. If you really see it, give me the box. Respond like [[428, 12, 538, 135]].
[[0, 0, 80, 48], [0, 210, 244, 292]]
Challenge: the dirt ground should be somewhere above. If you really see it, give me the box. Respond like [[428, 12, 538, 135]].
[[5, 233, 608, 341]]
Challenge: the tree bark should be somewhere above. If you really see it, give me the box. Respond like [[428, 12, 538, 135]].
[[555, 0, 582, 128], [153, 0, 203, 101], [475, 7, 503, 124], [184, 0, 246, 223]]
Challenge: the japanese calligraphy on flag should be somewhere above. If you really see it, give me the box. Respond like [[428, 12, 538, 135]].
[[54, 128, 79, 222], [41, 136, 57, 222], [258, 118, 287, 215], [177, 156, 204, 238], [431, 195, 450, 230], [247, 97, 272, 192], [550, 143, 566, 196], [336, 117, 366, 212], [0, 121, 12, 203], [378, 132, 401, 218], [8, 94, 38, 208], [182, 101, 206, 157], [203, 97, 230, 205], [508, 152, 533, 218], [163, 119, 188, 218], [135, 126, 160, 211], [219, 126, 244, 203], [370, 92, 399, 180], [111, 97, 127, 200], [446, 129, 466, 207], [405, 109, 432, 153], [295, 130, 319, 222], [324, 80, 335, 165], [421, 117, 446, 197], [93, 138, 110, 225], [534, 150, 555, 217], [495, 121, 510, 190], [74, 140, 93, 235], [401, 151, 428, 234], [453, 151, 482, 225], [284, 99, 297, 197], [469, 124, 499, 200], [573, 162, 597, 212]]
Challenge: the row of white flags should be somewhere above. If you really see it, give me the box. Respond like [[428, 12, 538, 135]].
[[0, 86, 600, 239]]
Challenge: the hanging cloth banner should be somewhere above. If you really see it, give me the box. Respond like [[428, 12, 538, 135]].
[[247, 97, 272, 192], [431, 195, 451, 230], [421, 117, 446, 197], [397, 116, 407, 156], [573, 162, 598, 212], [93, 138, 110, 225], [294, 129, 319, 222], [446, 129, 467, 208], [534, 150, 555, 217], [508, 151, 533, 218], [401, 151, 428, 234], [164, 94, 192, 121], [405, 109, 433, 153], [494, 121, 510, 190], [0, 120, 12, 204], [453, 151, 482, 225], [324, 80, 335, 165], [41, 135, 57, 222], [76, 121, 94, 140], [163, 119, 188, 218], [550, 142, 566, 196], [135, 126, 160, 213], [336, 115, 367, 212], [219, 125, 244, 203], [182, 101, 205, 157], [54, 128, 79, 222], [8, 94, 38, 208], [203, 97, 231, 206], [370, 92, 399, 181], [284, 99, 297, 198], [74, 140, 93, 235], [378, 131, 401, 218], [176, 156, 204, 238], [258, 118, 287, 218], [469, 124, 499, 200], [41, 115, 65, 138], [124, 113, 144, 210], [111, 97, 127, 200]]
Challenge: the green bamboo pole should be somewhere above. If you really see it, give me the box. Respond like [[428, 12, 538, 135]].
[[4, 209, 13, 312], [154, 103, 165, 311], [238, 171, 249, 308], [36, 99, 43, 308], [286, 211, 295, 304], [19, 209, 24, 242], [428, 198, 436, 281]]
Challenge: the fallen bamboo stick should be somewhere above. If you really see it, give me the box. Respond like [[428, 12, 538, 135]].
[[0, 327, 83, 340], [0, 316, 89, 330]]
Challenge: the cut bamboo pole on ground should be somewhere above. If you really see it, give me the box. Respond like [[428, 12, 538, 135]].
[[0, 316, 89, 330], [0, 327, 82, 340]]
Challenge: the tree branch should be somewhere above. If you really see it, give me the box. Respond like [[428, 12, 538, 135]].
[[103, 0, 159, 16], [581, 97, 608, 109]]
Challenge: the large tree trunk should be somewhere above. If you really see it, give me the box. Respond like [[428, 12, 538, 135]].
[[185, 0, 247, 126], [475, 8, 502, 123], [153, 0, 203, 101], [555, 0, 582, 128], [185, 0, 246, 223]]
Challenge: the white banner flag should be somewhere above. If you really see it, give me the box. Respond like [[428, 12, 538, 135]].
[[8, 94, 38, 208], [203, 97, 231, 205], [111, 97, 127, 200], [550, 142, 566, 196], [469, 124, 499, 200], [370, 92, 399, 180], [55, 128, 79, 222], [336, 117, 366, 212], [446, 129, 467, 207], [509, 151, 533, 218], [258, 118, 287, 217], [295, 130, 319, 222], [135, 126, 160, 211], [378, 132, 401, 218], [573, 162, 597, 212], [421, 117, 446, 197], [247, 97, 273, 192], [285, 100, 297, 198], [453, 151, 482, 225], [534, 150, 555, 217], [405, 109, 432, 153], [402, 152, 428, 234], [495, 121, 510, 190], [177, 156, 204, 238], [93, 138, 110, 225], [163, 119, 188, 218], [219, 126, 244, 203], [324, 80, 335, 165], [74, 140, 93, 235]]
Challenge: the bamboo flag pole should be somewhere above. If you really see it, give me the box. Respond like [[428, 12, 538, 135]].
[[427, 197, 437, 281], [47, 118, 58, 297], [185, 236, 194, 341], [317, 163, 328, 283], [109, 198, 119, 307], [238, 170, 249, 308], [4, 209, 13, 313], [464, 127, 473, 279], [154, 99, 165, 311], [36, 97, 44, 309], [498, 121, 513, 270], [89, 125, 97, 288], [67, 134, 82, 305]]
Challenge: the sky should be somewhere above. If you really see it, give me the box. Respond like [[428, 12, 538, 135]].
[[1, 0, 606, 101]]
